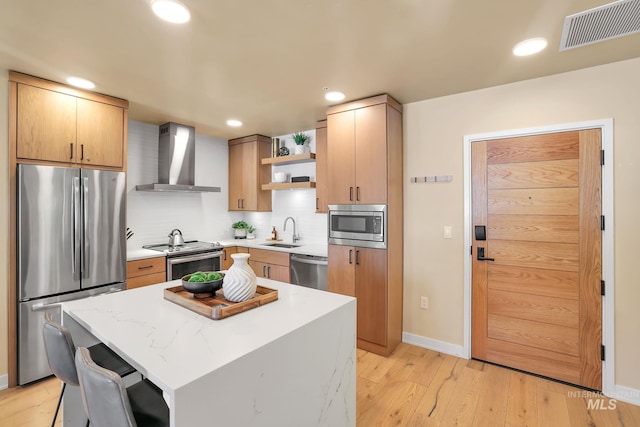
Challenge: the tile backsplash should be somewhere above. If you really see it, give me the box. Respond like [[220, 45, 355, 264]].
[[127, 121, 327, 250]]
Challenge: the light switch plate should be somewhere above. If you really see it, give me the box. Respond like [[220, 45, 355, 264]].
[[444, 226, 452, 239]]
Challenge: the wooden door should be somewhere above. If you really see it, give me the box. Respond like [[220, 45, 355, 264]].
[[77, 98, 124, 168], [356, 247, 388, 346], [471, 129, 602, 390], [315, 120, 328, 213], [327, 110, 356, 204], [16, 84, 77, 163], [222, 247, 238, 270], [328, 245, 355, 296], [355, 104, 387, 204], [228, 143, 244, 210]]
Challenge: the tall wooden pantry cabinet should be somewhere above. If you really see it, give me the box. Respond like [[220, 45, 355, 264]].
[[326, 94, 403, 356]]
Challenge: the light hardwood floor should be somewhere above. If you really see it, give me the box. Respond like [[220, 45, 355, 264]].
[[2, 342, 639, 426]]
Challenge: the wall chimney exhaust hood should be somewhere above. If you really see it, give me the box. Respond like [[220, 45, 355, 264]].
[[136, 122, 221, 193]]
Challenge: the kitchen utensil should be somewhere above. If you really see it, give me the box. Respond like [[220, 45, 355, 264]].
[[168, 229, 185, 246], [126, 228, 134, 240]]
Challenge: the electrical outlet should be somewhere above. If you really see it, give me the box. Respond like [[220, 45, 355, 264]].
[[420, 296, 429, 309], [444, 226, 452, 239]]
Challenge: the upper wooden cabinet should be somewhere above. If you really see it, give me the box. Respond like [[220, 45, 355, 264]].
[[11, 72, 128, 169], [326, 95, 402, 205], [228, 135, 272, 212], [315, 120, 328, 213]]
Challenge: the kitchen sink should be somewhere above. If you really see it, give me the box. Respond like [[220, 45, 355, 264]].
[[261, 243, 301, 249]]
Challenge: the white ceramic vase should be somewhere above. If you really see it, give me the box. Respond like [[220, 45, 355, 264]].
[[294, 144, 305, 154], [223, 253, 258, 302]]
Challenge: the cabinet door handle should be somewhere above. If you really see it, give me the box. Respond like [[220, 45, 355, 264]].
[[137, 265, 153, 270], [355, 250, 360, 265], [262, 265, 266, 277], [356, 186, 360, 201], [70, 143, 74, 159], [348, 249, 353, 264], [80, 144, 84, 160], [267, 266, 271, 278], [349, 187, 353, 201], [223, 249, 227, 261], [316, 197, 319, 210], [237, 199, 241, 209]]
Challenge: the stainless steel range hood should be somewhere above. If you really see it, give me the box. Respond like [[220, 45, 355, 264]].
[[136, 122, 221, 193]]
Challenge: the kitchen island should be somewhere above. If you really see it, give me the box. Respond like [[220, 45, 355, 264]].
[[61, 277, 356, 426]]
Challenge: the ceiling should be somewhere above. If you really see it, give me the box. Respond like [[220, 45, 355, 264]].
[[1, 0, 640, 140]]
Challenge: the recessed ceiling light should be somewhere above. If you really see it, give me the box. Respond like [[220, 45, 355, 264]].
[[325, 90, 345, 102], [226, 119, 242, 127], [151, 0, 191, 24], [66, 77, 95, 89], [512, 37, 548, 56]]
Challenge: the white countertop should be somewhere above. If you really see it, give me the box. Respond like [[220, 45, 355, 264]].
[[127, 239, 328, 261], [216, 239, 328, 257], [62, 278, 353, 392]]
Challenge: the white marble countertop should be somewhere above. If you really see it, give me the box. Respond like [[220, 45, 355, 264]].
[[62, 278, 353, 393], [216, 239, 328, 257], [126, 248, 165, 261]]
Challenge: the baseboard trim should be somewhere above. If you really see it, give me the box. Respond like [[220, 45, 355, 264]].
[[610, 385, 640, 407], [402, 332, 466, 358], [0, 374, 7, 391]]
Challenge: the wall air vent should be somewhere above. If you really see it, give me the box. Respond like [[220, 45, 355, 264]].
[[560, 0, 640, 51]]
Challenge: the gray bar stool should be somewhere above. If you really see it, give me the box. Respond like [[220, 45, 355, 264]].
[[42, 312, 136, 427], [75, 346, 170, 427]]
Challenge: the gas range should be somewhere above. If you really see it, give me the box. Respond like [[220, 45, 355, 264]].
[[143, 240, 224, 257]]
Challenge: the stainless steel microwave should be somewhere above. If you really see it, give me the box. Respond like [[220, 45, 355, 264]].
[[328, 204, 387, 249]]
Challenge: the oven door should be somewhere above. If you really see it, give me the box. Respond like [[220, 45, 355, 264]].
[[328, 205, 387, 249], [166, 251, 223, 281]]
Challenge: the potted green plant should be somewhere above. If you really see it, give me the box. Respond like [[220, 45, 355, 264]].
[[232, 220, 250, 239], [291, 132, 310, 154], [246, 225, 256, 240]]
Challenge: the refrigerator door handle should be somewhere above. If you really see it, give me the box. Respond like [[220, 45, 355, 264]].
[[31, 302, 63, 312], [82, 176, 89, 278], [73, 176, 80, 278]]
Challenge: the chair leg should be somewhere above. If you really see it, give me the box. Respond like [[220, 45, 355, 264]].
[[51, 382, 66, 427]]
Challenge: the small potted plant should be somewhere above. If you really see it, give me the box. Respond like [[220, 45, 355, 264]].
[[291, 132, 310, 154], [246, 226, 256, 240], [232, 220, 250, 239]]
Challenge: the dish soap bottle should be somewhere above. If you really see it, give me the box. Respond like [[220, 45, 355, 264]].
[[271, 226, 277, 241]]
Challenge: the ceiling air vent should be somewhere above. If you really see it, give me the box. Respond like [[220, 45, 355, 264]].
[[560, 0, 640, 51]]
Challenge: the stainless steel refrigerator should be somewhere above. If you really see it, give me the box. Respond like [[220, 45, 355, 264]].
[[17, 164, 126, 385]]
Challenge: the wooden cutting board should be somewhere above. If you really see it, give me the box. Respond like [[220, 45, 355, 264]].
[[164, 285, 278, 320]]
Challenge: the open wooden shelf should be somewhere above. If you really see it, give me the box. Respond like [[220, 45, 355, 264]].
[[262, 182, 316, 190], [261, 153, 316, 166]]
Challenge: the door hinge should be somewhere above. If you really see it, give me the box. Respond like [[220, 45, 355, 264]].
[[601, 345, 606, 361], [601, 280, 605, 296], [601, 149, 605, 166], [601, 215, 605, 230]]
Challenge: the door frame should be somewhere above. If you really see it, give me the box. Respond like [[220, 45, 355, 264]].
[[462, 118, 614, 394]]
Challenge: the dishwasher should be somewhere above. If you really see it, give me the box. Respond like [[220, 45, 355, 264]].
[[290, 254, 328, 291]]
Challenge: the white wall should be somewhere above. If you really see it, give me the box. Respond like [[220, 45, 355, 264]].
[[126, 120, 242, 248]]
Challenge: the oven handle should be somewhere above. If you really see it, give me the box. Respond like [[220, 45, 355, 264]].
[[167, 251, 223, 265]]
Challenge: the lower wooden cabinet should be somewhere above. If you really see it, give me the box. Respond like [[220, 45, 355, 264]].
[[328, 245, 400, 356], [222, 246, 249, 270], [248, 248, 290, 283], [126, 256, 166, 289]]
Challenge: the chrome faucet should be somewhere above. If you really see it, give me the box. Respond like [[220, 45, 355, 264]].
[[283, 216, 300, 243]]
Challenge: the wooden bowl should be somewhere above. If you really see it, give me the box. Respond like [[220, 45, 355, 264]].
[[181, 272, 224, 298]]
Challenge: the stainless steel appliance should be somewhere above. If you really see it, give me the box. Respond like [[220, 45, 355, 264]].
[[142, 241, 224, 280], [328, 204, 387, 249], [136, 122, 221, 193], [17, 164, 126, 385], [290, 254, 328, 291]]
